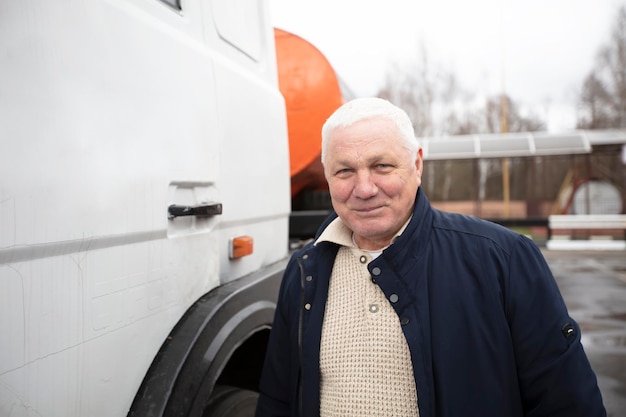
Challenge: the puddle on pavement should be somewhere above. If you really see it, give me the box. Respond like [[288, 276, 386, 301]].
[[568, 308, 626, 326], [585, 334, 626, 349], [580, 316, 626, 349], [595, 312, 626, 322]]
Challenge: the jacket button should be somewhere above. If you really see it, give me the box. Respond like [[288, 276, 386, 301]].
[[371, 267, 381, 276], [303, 254, 309, 260], [304, 303, 311, 310], [400, 317, 410, 325], [306, 275, 313, 282], [389, 294, 399, 303], [359, 255, 367, 264]]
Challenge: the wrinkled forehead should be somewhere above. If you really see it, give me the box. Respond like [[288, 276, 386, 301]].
[[325, 119, 413, 162], [326, 118, 414, 157]]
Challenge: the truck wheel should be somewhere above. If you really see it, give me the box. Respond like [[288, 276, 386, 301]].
[[203, 385, 259, 417]]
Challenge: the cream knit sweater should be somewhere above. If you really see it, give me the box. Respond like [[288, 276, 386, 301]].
[[317, 220, 419, 417]]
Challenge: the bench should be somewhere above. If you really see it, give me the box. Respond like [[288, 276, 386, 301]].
[[547, 214, 626, 250]]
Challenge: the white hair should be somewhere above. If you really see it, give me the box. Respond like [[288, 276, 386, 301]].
[[321, 97, 420, 165]]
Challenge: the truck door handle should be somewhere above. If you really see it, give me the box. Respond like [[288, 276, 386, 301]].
[[168, 203, 223, 219]]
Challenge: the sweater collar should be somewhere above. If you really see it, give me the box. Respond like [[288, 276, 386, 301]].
[[314, 207, 413, 250], [310, 188, 434, 264]]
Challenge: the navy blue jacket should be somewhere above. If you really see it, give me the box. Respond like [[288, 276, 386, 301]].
[[256, 190, 605, 417]]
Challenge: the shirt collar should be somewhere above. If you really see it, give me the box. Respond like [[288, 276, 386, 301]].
[[314, 216, 412, 249]]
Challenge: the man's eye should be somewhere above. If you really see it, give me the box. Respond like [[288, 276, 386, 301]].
[[336, 168, 352, 175]]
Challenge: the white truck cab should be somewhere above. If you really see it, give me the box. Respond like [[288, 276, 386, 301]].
[[0, 0, 290, 416]]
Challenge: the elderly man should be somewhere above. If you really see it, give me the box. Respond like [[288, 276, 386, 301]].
[[255, 97, 606, 417]]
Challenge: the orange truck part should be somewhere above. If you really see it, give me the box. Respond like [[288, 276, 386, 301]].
[[274, 28, 343, 197]]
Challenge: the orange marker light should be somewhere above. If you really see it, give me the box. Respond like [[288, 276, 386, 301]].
[[230, 236, 254, 259]]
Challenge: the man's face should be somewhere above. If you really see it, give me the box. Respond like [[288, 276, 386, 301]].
[[324, 117, 423, 250]]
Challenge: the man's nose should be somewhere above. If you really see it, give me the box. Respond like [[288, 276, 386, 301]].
[[353, 171, 378, 198]]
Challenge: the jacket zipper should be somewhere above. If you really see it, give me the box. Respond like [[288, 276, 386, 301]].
[[297, 256, 306, 417]]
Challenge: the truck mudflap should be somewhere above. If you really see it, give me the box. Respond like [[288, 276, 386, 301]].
[[127, 258, 288, 417]]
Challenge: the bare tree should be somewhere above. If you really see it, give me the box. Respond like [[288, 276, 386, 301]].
[[483, 94, 546, 133], [378, 43, 436, 137], [377, 42, 481, 137], [378, 50, 544, 136], [578, 73, 614, 128], [578, 5, 626, 129]]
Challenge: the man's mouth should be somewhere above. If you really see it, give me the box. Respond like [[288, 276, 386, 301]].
[[353, 205, 384, 214]]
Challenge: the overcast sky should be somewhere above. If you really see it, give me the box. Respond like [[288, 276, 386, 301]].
[[270, 0, 625, 132]]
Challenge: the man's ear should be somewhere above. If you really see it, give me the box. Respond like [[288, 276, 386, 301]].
[[415, 147, 424, 176]]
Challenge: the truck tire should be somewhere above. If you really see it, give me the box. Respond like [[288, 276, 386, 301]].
[[203, 385, 259, 417]]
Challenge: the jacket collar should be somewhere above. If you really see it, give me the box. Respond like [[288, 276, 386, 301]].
[[374, 188, 434, 276]]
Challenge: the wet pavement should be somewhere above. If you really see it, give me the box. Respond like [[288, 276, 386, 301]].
[[542, 249, 626, 417]]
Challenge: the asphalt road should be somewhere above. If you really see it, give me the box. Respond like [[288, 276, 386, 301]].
[[542, 249, 626, 417]]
